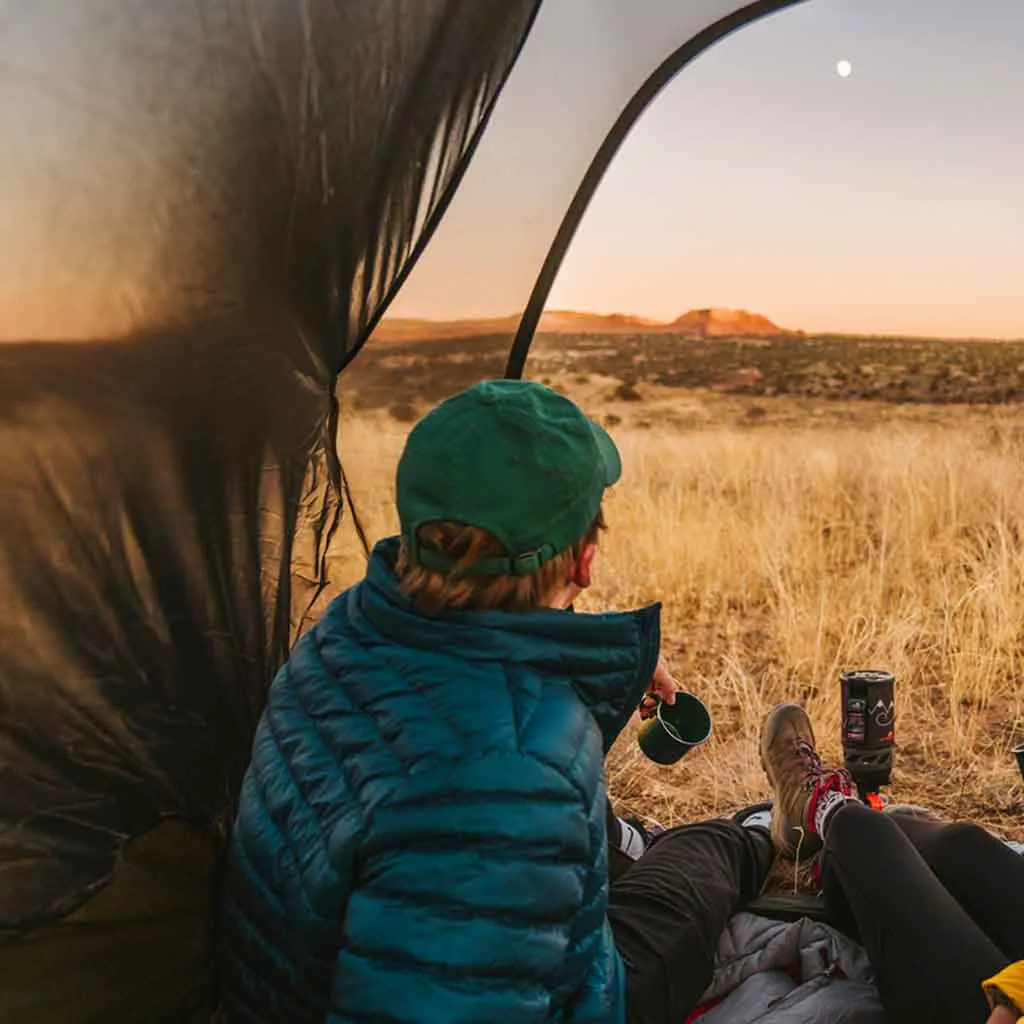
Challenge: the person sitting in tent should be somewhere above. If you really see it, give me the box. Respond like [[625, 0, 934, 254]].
[[218, 378, 768, 1023]]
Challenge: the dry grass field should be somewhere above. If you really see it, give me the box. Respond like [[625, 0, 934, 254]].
[[333, 337, 1024, 841]]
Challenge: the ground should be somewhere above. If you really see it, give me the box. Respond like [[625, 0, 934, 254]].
[[332, 331, 1024, 841]]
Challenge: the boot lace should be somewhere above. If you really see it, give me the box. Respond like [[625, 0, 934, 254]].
[[794, 739, 830, 788], [795, 738, 854, 830], [783, 739, 855, 888]]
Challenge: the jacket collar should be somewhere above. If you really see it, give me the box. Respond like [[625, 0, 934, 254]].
[[335, 538, 661, 751]]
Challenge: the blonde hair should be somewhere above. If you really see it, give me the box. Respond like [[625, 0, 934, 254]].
[[397, 509, 605, 615]]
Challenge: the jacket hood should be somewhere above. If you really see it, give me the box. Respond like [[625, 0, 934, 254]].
[[341, 537, 662, 751]]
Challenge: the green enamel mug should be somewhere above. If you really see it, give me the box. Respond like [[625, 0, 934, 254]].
[[637, 693, 712, 765]]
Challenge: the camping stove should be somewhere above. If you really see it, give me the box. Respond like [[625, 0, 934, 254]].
[[840, 669, 895, 808]]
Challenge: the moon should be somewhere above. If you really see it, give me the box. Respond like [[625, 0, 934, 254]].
[[836, 59, 853, 78]]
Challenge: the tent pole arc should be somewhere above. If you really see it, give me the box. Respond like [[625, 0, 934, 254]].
[[504, 0, 808, 380]]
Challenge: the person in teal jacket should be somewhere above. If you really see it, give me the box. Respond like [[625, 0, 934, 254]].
[[218, 380, 773, 1023]]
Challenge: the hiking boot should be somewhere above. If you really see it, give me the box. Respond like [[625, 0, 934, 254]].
[[760, 703, 855, 857]]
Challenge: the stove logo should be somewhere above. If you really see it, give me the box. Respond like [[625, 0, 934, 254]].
[[871, 699, 895, 729]]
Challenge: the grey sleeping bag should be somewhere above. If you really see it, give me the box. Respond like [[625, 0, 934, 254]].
[[696, 912, 885, 1023]]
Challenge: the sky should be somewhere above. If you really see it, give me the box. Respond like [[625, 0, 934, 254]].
[[392, 0, 1024, 339]]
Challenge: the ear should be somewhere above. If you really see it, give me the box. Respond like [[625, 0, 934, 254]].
[[569, 542, 598, 590]]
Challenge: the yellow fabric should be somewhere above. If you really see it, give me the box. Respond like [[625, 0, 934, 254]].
[[984, 961, 1024, 1014]]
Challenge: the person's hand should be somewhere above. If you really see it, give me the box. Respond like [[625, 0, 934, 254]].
[[986, 1006, 1020, 1024], [638, 655, 679, 720]]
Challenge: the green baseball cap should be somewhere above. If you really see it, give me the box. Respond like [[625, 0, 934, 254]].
[[396, 380, 621, 576]]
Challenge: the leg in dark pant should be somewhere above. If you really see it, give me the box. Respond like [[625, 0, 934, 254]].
[[608, 820, 774, 1024], [822, 803, 1009, 1024], [889, 812, 1024, 960]]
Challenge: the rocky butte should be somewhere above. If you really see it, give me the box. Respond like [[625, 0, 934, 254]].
[[664, 308, 791, 337]]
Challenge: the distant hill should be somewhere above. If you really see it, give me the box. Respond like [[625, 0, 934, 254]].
[[371, 315, 517, 341], [666, 308, 790, 337], [373, 307, 794, 342]]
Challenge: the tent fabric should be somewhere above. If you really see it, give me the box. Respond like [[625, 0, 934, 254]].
[[0, 820, 217, 1023], [386, 0, 806, 370], [0, 0, 810, 960], [504, 0, 806, 377], [0, 0, 539, 935]]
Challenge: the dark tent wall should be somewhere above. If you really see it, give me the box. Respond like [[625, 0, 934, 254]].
[[0, 0, 540, 937]]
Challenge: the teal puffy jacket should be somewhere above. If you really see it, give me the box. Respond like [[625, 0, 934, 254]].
[[220, 538, 660, 1023]]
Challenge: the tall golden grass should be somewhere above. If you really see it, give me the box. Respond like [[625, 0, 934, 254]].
[[330, 401, 1024, 838]]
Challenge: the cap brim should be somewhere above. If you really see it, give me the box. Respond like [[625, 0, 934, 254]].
[[589, 419, 622, 487]]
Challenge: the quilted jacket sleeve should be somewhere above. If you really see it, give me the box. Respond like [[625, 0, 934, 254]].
[[219, 647, 368, 1023], [326, 751, 620, 1024], [559, 919, 626, 1024]]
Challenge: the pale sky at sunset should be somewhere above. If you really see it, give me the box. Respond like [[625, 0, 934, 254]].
[[392, 0, 1024, 339]]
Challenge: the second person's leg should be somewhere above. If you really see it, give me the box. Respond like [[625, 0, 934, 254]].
[[607, 818, 774, 1024], [761, 703, 1010, 1024], [823, 803, 1007, 1024], [888, 811, 1024, 961]]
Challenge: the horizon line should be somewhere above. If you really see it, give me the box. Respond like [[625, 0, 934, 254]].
[[380, 307, 1024, 343]]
